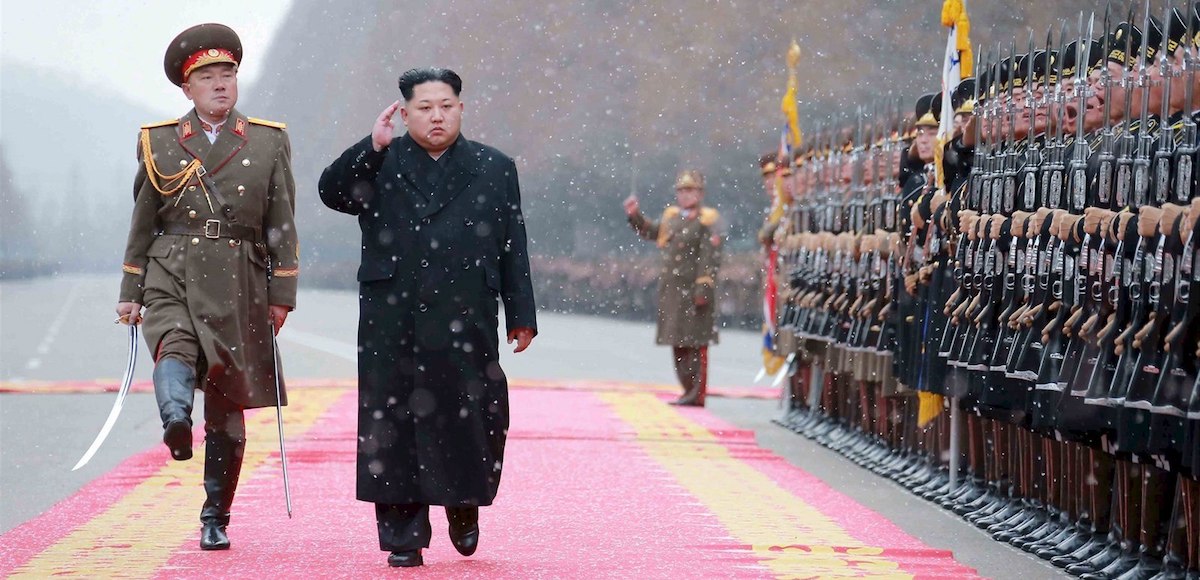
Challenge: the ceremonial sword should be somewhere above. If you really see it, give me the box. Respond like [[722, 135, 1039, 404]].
[[72, 323, 139, 471], [271, 323, 293, 518]]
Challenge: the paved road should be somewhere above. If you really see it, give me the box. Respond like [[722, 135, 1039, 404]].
[[0, 274, 1065, 578]]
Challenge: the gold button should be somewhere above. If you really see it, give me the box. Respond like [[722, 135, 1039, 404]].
[[188, 210, 197, 219], [179, 159, 188, 167], [191, 237, 200, 246], [189, 185, 196, 191], [241, 159, 251, 167], [237, 185, 246, 193]]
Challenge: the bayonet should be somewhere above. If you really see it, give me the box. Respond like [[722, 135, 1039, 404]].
[[1114, 5, 1138, 208], [1003, 39, 1020, 216], [1153, 2, 1177, 205], [1178, 4, 1198, 204], [1043, 20, 1071, 210], [1098, 5, 1117, 207], [1071, 13, 1096, 213], [1131, 0, 1154, 208]]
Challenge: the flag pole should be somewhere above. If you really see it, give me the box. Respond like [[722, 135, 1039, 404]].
[[942, 0, 973, 495]]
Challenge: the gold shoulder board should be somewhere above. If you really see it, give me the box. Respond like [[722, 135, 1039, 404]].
[[141, 119, 178, 129], [248, 117, 287, 130], [661, 206, 681, 221], [700, 207, 720, 227]]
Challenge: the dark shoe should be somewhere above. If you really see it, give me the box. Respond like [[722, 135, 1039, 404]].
[[163, 419, 193, 461], [199, 521, 230, 550], [447, 507, 479, 556], [450, 523, 479, 556], [388, 550, 423, 567]]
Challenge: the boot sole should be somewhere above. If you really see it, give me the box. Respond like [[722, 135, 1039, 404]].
[[163, 421, 193, 461]]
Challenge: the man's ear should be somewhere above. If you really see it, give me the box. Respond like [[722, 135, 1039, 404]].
[[181, 84, 194, 101], [399, 105, 409, 125]]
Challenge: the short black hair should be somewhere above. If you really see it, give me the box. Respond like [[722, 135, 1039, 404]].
[[397, 67, 463, 101]]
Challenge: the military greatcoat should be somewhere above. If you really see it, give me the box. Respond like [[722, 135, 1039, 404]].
[[630, 206, 722, 347], [318, 133, 537, 507], [119, 108, 299, 409]]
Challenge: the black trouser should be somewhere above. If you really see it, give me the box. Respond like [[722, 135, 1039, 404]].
[[375, 504, 479, 551]]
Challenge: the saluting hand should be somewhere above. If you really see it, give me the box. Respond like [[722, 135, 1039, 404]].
[[622, 195, 640, 217], [372, 100, 401, 152]]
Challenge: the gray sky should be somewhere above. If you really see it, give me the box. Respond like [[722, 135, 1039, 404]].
[[1, 0, 294, 117]]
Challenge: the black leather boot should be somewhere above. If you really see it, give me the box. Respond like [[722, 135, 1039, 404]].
[[199, 431, 245, 550], [1054, 532, 1109, 568], [1151, 551, 1187, 580], [1066, 530, 1125, 576], [152, 358, 195, 461], [670, 386, 704, 406], [1113, 548, 1164, 580]]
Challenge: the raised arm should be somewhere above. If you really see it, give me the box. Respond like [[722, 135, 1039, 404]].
[[318, 102, 400, 215]]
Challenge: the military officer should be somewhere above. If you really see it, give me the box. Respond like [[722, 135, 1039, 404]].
[[114, 23, 298, 551], [623, 169, 723, 406]]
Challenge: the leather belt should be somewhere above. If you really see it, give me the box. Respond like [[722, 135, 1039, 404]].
[[161, 220, 262, 242]]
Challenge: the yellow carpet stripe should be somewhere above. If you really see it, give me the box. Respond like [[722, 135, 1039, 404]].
[[600, 392, 914, 579], [9, 388, 345, 579]]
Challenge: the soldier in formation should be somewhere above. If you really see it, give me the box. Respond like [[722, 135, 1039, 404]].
[[770, 4, 1200, 578]]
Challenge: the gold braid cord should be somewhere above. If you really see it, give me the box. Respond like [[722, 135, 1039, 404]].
[[139, 128, 201, 197]]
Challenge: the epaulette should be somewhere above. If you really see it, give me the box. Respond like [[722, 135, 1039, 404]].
[[657, 206, 681, 248], [248, 117, 287, 130], [141, 119, 178, 129], [699, 207, 720, 227]]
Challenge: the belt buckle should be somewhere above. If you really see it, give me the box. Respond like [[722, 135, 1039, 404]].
[[204, 219, 221, 239]]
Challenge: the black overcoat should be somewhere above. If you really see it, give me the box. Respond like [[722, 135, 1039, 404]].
[[319, 133, 537, 506]]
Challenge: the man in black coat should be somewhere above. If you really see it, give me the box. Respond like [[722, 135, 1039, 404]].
[[318, 67, 537, 568]]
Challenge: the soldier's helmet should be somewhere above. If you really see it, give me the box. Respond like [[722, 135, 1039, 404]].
[[759, 152, 779, 176], [164, 23, 243, 87], [675, 169, 706, 190], [914, 93, 939, 128]]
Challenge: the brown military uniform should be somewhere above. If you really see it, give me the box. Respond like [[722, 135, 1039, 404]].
[[629, 202, 722, 405], [120, 108, 298, 408], [119, 21, 298, 552], [629, 205, 722, 346]]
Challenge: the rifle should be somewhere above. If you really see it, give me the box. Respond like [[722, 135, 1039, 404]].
[[1113, 10, 1139, 209], [1104, 0, 1161, 403], [1013, 28, 1071, 380]]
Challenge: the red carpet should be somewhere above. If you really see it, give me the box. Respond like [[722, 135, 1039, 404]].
[[1, 382, 981, 579]]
